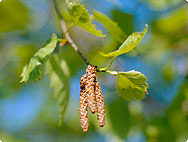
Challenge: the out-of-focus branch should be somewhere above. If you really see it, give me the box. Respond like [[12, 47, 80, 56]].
[[53, 0, 89, 65]]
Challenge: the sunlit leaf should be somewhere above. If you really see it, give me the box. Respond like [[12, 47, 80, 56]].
[[46, 54, 70, 125], [93, 10, 126, 43], [116, 70, 148, 101], [68, 2, 105, 37], [0, 0, 29, 32], [100, 24, 148, 57], [20, 34, 57, 83], [20, 57, 42, 83]]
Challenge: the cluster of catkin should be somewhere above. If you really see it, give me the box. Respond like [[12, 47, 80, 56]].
[[79, 65, 105, 132]]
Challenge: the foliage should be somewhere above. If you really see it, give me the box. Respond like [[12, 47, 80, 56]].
[[46, 54, 70, 125], [19, 1, 149, 128], [117, 71, 148, 101], [20, 34, 57, 83], [93, 10, 126, 43], [68, 2, 105, 37], [100, 24, 148, 57], [1, 0, 187, 141], [20, 3, 149, 104]]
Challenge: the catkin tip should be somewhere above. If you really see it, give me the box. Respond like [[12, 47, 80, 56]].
[[79, 74, 89, 132], [95, 81, 105, 127]]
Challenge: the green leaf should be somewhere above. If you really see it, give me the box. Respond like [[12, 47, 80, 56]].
[[100, 24, 148, 57], [46, 54, 70, 125], [20, 57, 42, 83], [93, 10, 126, 43], [20, 34, 57, 83], [0, 0, 29, 32], [68, 2, 105, 37], [116, 70, 148, 101]]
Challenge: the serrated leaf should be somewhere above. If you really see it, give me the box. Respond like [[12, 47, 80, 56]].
[[46, 54, 70, 125], [68, 2, 105, 37], [116, 70, 148, 101], [100, 24, 148, 57], [20, 57, 42, 83], [93, 10, 126, 43], [20, 34, 57, 83]]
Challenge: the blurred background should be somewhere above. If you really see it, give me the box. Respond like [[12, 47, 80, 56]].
[[0, 0, 188, 141]]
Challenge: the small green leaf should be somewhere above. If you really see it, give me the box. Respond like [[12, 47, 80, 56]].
[[46, 54, 70, 125], [93, 10, 126, 43], [20, 57, 42, 83], [20, 34, 57, 83], [116, 70, 148, 101], [68, 2, 105, 37], [100, 24, 148, 57]]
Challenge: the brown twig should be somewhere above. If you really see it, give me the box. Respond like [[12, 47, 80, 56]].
[[53, 0, 89, 65]]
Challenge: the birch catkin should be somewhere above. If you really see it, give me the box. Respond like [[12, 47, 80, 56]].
[[79, 65, 106, 132], [79, 74, 89, 132], [95, 81, 105, 127], [85, 65, 97, 114]]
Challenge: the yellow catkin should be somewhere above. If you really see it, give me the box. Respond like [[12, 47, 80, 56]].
[[95, 81, 105, 127], [80, 74, 87, 88], [85, 65, 97, 114], [79, 74, 89, 132]]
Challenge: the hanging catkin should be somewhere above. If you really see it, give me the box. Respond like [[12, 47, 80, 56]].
[[79, 65, 106, 132], [85, 65, 97, 114], [79, 74, 89, 132], [95, 81, 105, 127]]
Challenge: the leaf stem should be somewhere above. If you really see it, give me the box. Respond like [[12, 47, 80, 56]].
[[105, 70, 118, 75], [57, 38, 67, 42], [63, 23, 75, 37], [96, 68, 118, 76], [98, 56, 116, 72], [53, 0, 89, 65]]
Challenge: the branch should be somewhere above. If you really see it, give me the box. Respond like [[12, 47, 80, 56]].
[[53, 0, 89, 65]]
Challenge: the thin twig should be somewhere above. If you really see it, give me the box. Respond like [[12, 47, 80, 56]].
[[64, 23, 75, 36], [53, 0, 89, 65]]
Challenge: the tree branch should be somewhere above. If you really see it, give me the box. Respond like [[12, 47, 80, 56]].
[[53, 0, 89, 65]]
